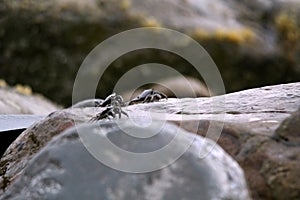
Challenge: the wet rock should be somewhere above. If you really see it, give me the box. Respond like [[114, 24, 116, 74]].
[[1, 82, 299, 199], [0, 122, 250, 200], [0, 84, 59, 115], [1, 0, 300, 106]]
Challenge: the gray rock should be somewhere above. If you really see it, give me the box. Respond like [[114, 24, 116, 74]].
[[128, 82, 300, 136], [170, 82, 300, 200], [0, 86, 59, 115], [1, 82, 299, 199], [0, 108, 94, 192], [0, 121, 251, 200], [71, 98, 103, 108]]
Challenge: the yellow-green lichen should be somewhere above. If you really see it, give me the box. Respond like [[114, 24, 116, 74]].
[[275, 11, 300, 61], [120, 0, 131, 10], [275, 12, 299, 43], [15, 84, 32, 95], [140, 17, 162, 27], [192, 27, 256, 45], [0, 79, 7, 88]]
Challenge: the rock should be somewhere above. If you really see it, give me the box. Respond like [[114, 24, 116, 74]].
[[0, 81, 59, 159], [71, 98, 104, 108], [1, 0, 300, 106], [0, 122, 250, 200], [0, 115, 44, 158], [273, 109, 300, 146], [1, 82, 299, 199], [169, 83, 300, 200], [0, 84, 59, 115], [0, 109, 92, 193]]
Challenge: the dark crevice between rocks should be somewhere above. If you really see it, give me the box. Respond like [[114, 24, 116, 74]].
[[0, 129, 26, 158], [175, 110, 290, 115], [226, 111, 243, 114], [28, 133, 41, 151], [0, 160, 10, 191], [0, 176, 10, 192], [271, 134, 300, 147]]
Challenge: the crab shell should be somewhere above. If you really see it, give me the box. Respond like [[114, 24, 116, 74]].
[[128, 89, 167, 105], [100, 93, 125, 107]]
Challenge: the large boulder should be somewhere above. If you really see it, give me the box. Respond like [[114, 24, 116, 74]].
[[170, 82, 300, 199], [0, 122, 250, 200], [0, 82, 59, 115], [0, 109, 90, 193], [1, 0, 300, 106], [0, 82, 299, 199]]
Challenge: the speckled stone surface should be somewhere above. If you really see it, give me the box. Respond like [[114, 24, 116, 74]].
[[0, 122, 250, 200]]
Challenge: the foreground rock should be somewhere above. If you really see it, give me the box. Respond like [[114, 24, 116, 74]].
[[1, 122, 250, 200], [0, 81, 60, 160], [0, 84, 59, 115], [1, 0, 300, 105], [1, 82, 299, 199], [0, 109, 91, 193]]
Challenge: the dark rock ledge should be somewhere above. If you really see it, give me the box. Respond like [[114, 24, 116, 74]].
[[0, 82, 299, 199]]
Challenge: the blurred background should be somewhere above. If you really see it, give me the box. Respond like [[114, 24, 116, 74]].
[[0, 0, 300, 106]]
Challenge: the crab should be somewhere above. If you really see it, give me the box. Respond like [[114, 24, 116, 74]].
[[99, 93, 125, 107], [90, 93, 128, 121], [128, 89, 167, 105], [91, 106, 128, 121], [90, 89, 168, 121]]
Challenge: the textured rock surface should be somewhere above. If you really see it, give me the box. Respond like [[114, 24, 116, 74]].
[[1, 0, 300, 105], [0, 122, 250, 200], [1, 82, 299, 199], [274, 109, 300, 146], [169, 83, 300, 200], [0, 109, 92, 193], [0, 86, 59, 115]]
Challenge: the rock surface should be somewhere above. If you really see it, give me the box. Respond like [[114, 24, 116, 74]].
[[0, 81, 59, 160], [0, 85, 59, 115], [0, 82, 299, 199], [0, 109, 91, 193], [1, 0, 300, 105], [0, 122, 250, 200], [274, 108, 300, 146]]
